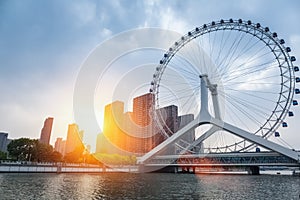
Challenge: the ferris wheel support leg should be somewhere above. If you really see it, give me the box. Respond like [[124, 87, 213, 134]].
[[180, 125, 220, 154], [199, 75, 211, 121], [199, 74, 222, 120], [210, 118, 300, 162], [137, 116, 201, 164], [211, 86, 222, 120], [177, 75, 224, 155]]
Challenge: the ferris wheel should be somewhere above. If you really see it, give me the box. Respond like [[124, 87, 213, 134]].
[[150, 19, 299, 153]]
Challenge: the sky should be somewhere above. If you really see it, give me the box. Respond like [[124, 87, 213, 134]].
[[1, 0, 300, 151]]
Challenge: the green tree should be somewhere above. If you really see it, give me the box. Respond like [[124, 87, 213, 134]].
[[0, 151, 7, 160], [64, 145, 85, 163], [31, 140, 54, 162], [49, 151, 63, 162], [7, 138, 34, 161], [7, 138, 63, 163]]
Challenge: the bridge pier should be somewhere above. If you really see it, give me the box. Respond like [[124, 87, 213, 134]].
[[247, 166, 260, 175], [174, 166, 178, 173], [138, 164, 179, 173]]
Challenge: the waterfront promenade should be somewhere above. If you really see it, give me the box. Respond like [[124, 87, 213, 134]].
[[0, 161, 138, 173]]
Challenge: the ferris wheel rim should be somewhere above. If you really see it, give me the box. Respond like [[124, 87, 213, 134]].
[[150, 19, 296, 152]]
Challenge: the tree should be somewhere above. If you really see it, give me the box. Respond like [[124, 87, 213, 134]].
[[7, 138, 63, 163], [49, 151, 63, 162], [7, 138, 34, 161], [85, 153, 102, 165], [0, 151, 7, 160], [64, 145, 85, 163], [31, 140, 54, 162]]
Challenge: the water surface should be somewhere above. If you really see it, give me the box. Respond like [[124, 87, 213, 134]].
[[0, 173, 299, 199]]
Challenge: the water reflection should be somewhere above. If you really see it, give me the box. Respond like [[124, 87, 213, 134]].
[[0, 173, 299, 199]]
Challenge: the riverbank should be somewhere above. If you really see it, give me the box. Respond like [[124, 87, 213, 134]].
[[1, 161, 299, 175], [0, 162, 138, 173]]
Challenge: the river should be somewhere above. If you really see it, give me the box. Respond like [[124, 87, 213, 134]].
[[0, 173, 299, 199]]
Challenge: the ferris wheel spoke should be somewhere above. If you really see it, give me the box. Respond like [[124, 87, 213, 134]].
[[225, 88, 279, 95], [223, 56, 277, 81], [223, 61, 278, 81], [211, 32, 236, 70], [220, 32, 247, 74], [225, 96, 273, 122], [222, 94, 265, 129], [220, 44, 273, 80], [223, 60, 279, 83], [224, 82, 279, 88], [157, 86, 199, 105], [219, 94, 253, 132], [230, 33, 258, 63], [221, 91, 274, 119], [225, 89, 277, 105], [168, 60, 199, 76], [215, 29, 227, 65], [160, 77, 198, 85]]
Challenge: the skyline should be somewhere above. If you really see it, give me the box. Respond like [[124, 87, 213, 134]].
[[1, 0, 300, 151]]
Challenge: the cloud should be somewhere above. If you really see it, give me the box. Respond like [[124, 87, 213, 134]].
[[99, 28, 113, 38], [141, 1, 188, 33], [70, 0, 97, 26], [289, 34, 300, 60], [1, 0, 300, 150]]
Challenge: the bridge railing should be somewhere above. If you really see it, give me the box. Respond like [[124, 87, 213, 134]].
[[144, 152, 300, 166]]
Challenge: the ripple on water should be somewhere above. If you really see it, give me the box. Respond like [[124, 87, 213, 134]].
[[0, 173, 299, 200]]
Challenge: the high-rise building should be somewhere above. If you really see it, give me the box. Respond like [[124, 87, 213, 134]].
[[65, 124, 84, 154], [133, 93, 154, 127], [103, 101, 125, 150], [54, 137, 66, 155], [122, 111, 136, 153], [96, 133, 104, 153], [100, 93, 196, 155], [39, 117, 54, 145], [96, 132, 122, 154], [175, 114, 196, 154], [6, 139, 12, 152], [132, 93, 155, 153], [0, 132, 8, 152], [153, 105, 180, 154], [156, 105, 179, 137], [177, 114, 194, 143]]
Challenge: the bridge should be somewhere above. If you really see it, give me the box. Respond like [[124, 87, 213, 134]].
[[138, 151, 300, 174]]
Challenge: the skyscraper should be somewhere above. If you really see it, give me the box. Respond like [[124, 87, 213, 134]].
[[175, 114, 196, 154], [156, 105, 179, 137], [133, 93, 154, 127], [132, 93, 155, 153], [100, 92, 195, 155], [39, 117, 54, 145], [54, 137, 66, 155], [65, 123, 84, 154], [96, 133, 106, 153], [177, 114, 194, 143], [103, 101, 125, 150], [0, 132, 8, 152]]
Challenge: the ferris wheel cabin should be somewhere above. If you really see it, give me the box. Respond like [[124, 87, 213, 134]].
[[293, 100, 298, 106]]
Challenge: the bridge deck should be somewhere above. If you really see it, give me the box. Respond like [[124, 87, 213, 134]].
[[142, 151, 300, 167]]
